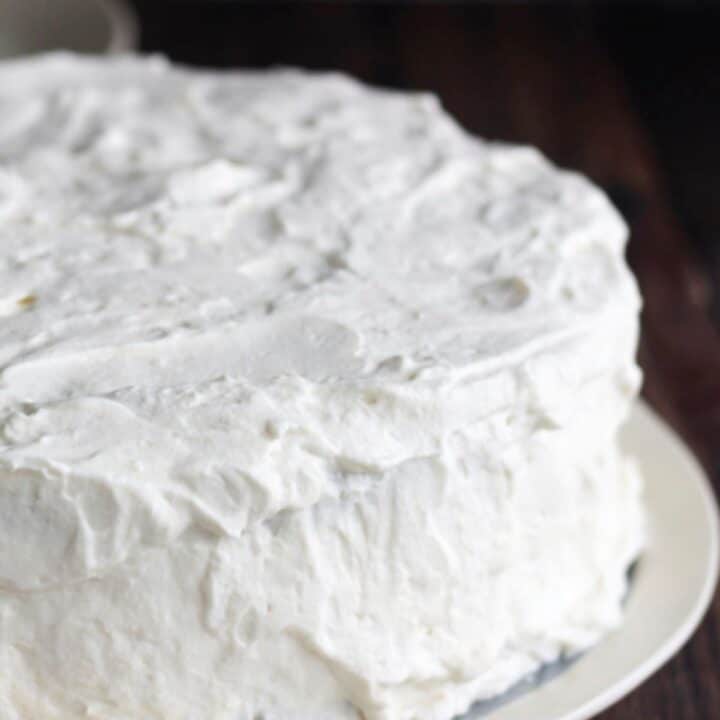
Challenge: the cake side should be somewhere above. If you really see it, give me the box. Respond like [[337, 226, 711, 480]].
[[0, 55, 643, 720]]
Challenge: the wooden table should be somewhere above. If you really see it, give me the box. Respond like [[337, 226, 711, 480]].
[[130, 4, 720, 717]]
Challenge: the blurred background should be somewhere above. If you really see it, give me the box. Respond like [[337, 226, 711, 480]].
[[2, 1, 720, 718]]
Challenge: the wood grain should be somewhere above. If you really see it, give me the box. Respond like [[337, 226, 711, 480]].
[[129, 4, 720, 717]]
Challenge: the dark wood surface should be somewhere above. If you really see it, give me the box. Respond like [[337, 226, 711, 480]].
[[129, 4, 720, 718]]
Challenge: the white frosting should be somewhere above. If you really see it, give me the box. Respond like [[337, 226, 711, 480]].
[[0, 55, 644, 720]]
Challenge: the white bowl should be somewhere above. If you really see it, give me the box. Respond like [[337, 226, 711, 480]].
[[0, 0, 137, 58]]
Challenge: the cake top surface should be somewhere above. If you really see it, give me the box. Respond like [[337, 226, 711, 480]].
[[0, 55, 639, 592], [0, 55, 633, 392]]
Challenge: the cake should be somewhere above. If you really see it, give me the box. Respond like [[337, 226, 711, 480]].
[[0, 55, 644, 720]]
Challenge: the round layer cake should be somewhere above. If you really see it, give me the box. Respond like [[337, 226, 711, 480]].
[[0, 56, 644, 720]]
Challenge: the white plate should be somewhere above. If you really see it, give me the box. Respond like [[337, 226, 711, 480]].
[[461, 400, 720, 720], [0, 0, 137, 59]]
